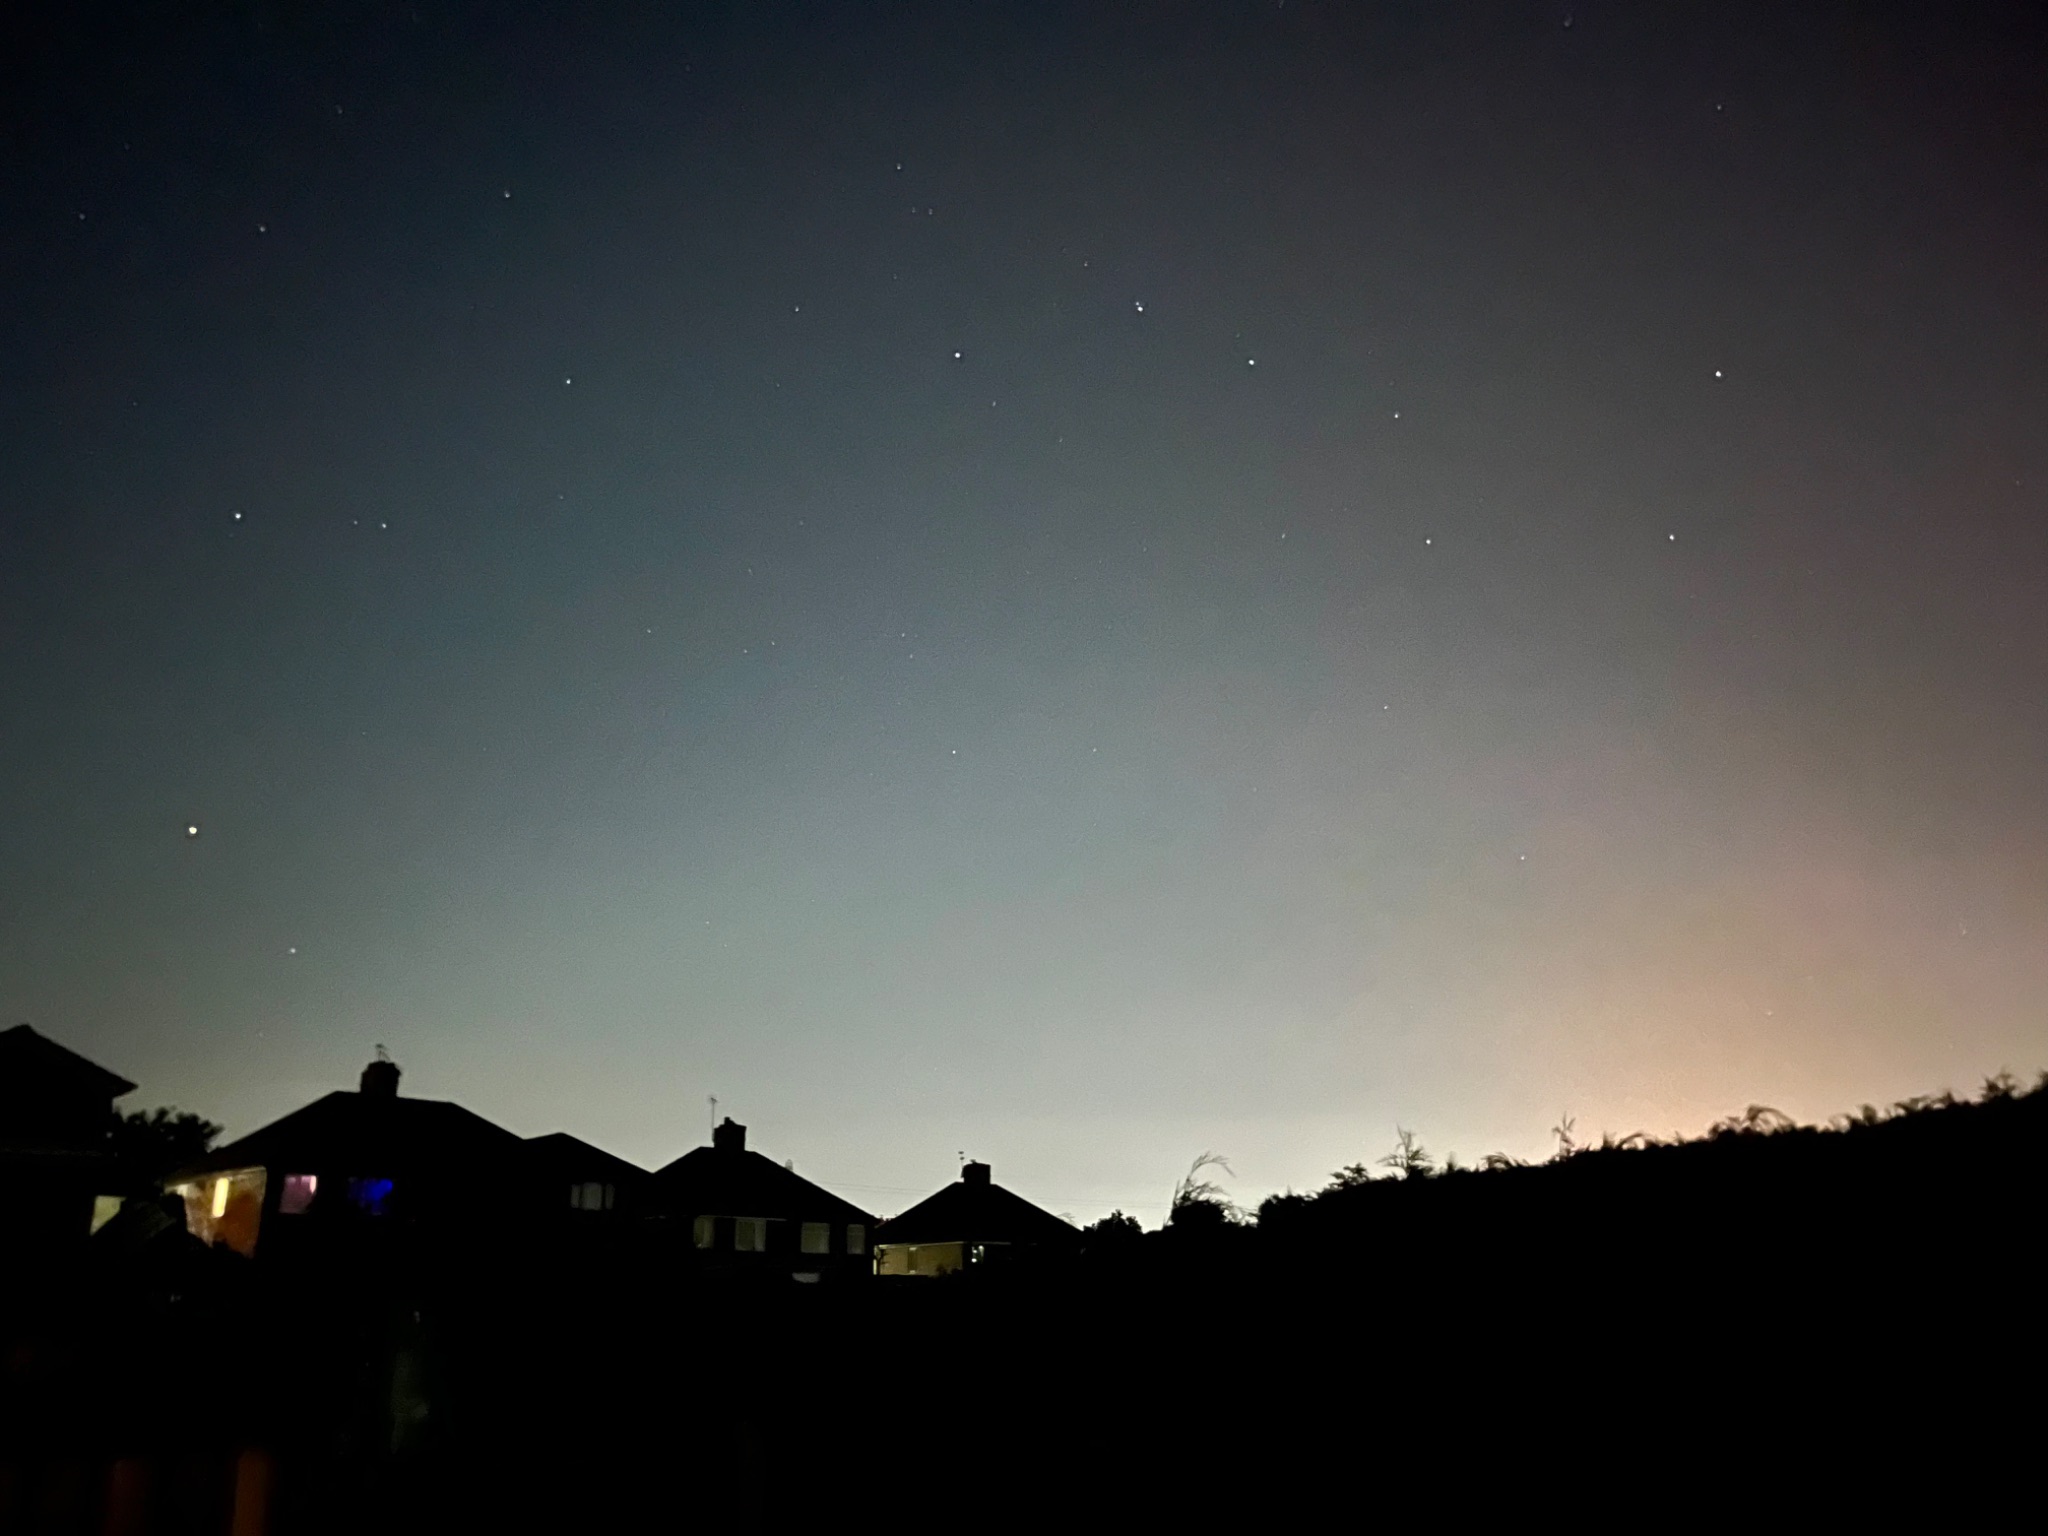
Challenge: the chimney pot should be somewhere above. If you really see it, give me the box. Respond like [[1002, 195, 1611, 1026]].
[[962, 1161, 991, 1186], [713, 1117, 747, 1153], [360, 1057, 401, 1099]]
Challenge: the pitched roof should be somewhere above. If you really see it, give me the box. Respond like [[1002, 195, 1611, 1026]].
[[875, 1175, 1080, 1248], [653, 1144, 875, 1225], [179, 1089, 526, 1180], [524, 1131, 651, 1185], [0, 1024, 136, 1100]]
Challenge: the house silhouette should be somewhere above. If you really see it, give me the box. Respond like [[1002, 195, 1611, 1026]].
[[1, 1024, 134, 1257], [524, 1130, 653, 1219], [169, 1052, 532, 1259], [873, 1161, 1079, 1276], [652, 1118, 876, 1282]]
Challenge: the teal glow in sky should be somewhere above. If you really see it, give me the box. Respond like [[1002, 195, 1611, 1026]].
[[5, 2, 2045, 1221]]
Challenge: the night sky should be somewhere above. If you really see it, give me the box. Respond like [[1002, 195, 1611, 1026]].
[[6, 2, 2045, 1222]]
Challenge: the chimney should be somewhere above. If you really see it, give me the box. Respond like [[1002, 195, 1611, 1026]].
[[713, 1117, 746, 1153], [962, 1161, 991, 1187], [360, 1047, 400, 1099]]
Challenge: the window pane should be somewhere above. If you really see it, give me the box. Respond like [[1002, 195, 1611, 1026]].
[[846, 1224, 866, 1256], [280, 1174, 319, 1215], [693, 1215, 715, 1249], [801, 1222, 829, 1254]]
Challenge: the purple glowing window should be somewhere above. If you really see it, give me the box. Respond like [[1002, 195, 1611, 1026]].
[[347, 1177, 394, 1216], [279, 1174, 319, 1215]]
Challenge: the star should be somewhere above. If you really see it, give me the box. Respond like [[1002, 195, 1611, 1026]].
[[185, 824, 200, 838], [1714, 369, 1723, 378], [1134, 300, 1144, 313]]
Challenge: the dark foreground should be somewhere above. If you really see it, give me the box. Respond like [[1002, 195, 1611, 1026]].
[[7, 1089, 2042, 1530]]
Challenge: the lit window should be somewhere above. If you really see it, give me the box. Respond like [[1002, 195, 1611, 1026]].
[[211, 1177, 231, 1219], [735, 1217, 767, 1253], [571, 1179, 612, 1211], [801, 1222, 829, 1254], [846, 1224, 866, 1255], [90, 1195, 125, 1234], [693, 1215, 716, 1249], [348, 1177, 394, 1215], [280, 1174, 318, 1215]]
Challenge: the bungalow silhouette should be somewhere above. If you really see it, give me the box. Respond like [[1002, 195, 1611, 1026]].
[[652, 1118, 875, 1282], [1, 1024, 134, 1254], [873, 1161, 1079, 1276]]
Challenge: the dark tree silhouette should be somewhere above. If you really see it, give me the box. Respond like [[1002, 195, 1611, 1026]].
[[108, 1106, 222, 1188], [1079, 1210, 1144, 1254]]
